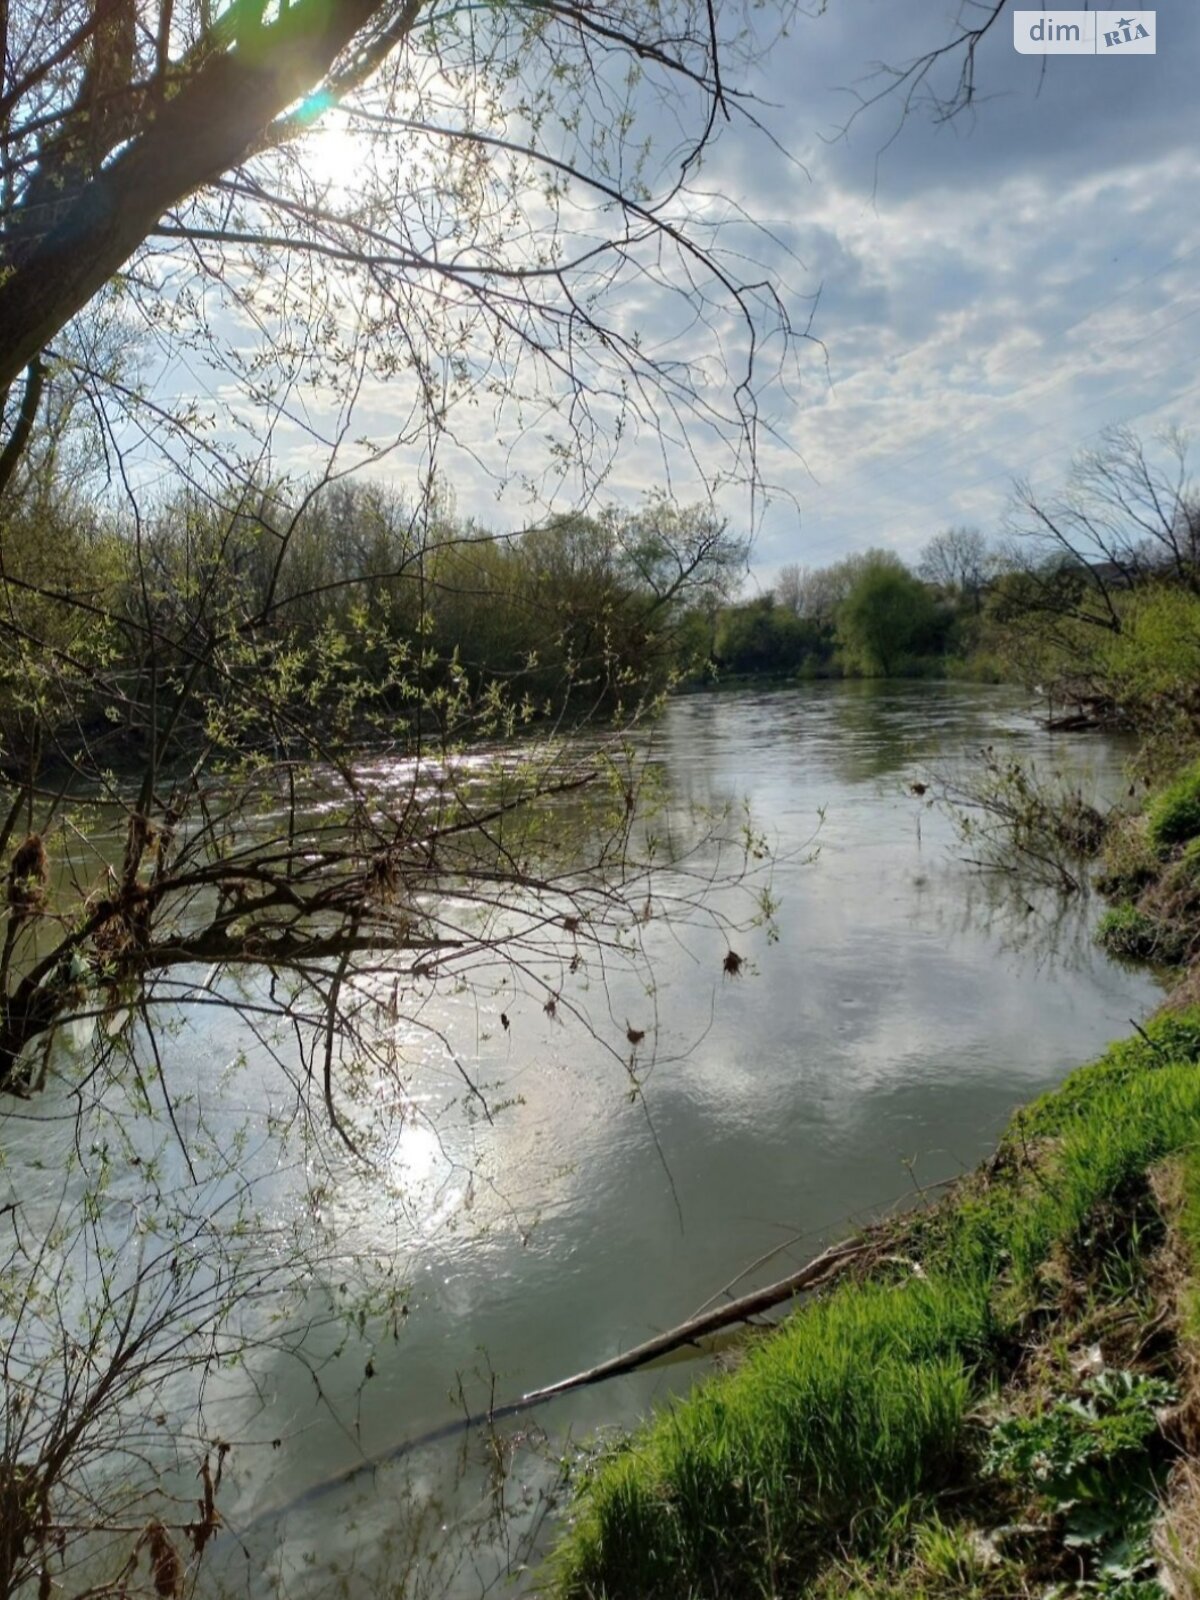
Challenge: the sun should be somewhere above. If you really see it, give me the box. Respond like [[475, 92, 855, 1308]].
[[294, 100, 369, 194]]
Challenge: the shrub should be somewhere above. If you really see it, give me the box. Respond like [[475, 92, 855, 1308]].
[[1099, 586, 1200, 768], [1096, 814, 1159, 898], [1096, 903, 1186, 964], [1146, 762, 1200, 852]]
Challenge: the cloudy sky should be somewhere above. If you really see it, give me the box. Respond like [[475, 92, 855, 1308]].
[[152, 2, 1199, 589], [700, 0, 1200, 585]]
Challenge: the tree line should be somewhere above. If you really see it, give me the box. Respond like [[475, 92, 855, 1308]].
[[690, 425, 1200, 727], [9, 420, 1197, 796], [0, 472, 747, 777]]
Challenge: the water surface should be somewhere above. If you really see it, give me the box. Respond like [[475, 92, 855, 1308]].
[[9, 682, 1164, 1596]]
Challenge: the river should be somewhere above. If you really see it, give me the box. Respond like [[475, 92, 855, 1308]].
[[1, 682, 1164, 1597]]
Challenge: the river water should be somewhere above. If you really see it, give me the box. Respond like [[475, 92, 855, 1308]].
[[3, 682, 1165, 1597]]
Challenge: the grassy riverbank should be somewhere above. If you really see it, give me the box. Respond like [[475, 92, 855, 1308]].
[[1095, 761, 1200, 972], [547, 1011, 1200, 1599]]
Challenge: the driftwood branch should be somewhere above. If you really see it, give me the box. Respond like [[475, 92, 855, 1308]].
[[243, 1233, 873, 1531], [517, 1235, 869, 1406]]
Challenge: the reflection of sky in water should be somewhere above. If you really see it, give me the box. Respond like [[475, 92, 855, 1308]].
[[4, 684, 1163, 1597], [207, 685, 1164, 1597]]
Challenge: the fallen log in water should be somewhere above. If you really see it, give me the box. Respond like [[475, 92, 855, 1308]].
[[516, 1234, 869, 1405], [238, 1233, 873, 1534]]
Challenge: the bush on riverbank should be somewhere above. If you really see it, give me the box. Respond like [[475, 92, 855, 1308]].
[[1096, 902, 1187, 964], [1090, 771, 1200, 974], [924, 748, 1200, 974], [1148, 762, 1200, 852], [548, 1013, 1200, 1599]]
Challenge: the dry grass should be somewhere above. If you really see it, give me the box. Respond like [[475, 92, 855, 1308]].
[[1158, 965, 1200, 1015], [1159, 1462, 1200, 1599]]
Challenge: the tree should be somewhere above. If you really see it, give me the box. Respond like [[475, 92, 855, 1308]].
[[835, 553, 940, 676], [0, 4, 799, 1585], [776, 562, 806, 616], [1098, 585, 1200, 756], [918, 527, 991, 611], [842, 0, 1011, 135], [776, 552, 897, 625], [0, 0, 799, 1104], [0, 0, 796, 506], [776, 561, 841, 621], [981, 429, 1200, 717], [611, 496, 748, 620], [715, 593, 814, 676], [1003, 427, 1200, 632]]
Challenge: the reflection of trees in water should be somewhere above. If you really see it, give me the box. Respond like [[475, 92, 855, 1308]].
[[809, 684, 1031, 787], [925, 747, 1116, 898], [918, 860, 1147, 981], [663, 683, 1026, 804], [904, 737, 1173, 981]]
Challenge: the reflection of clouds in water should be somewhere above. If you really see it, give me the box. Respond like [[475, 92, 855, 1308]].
[[621, 693, 1153, 1144], [157, 686, 1167, 1599]]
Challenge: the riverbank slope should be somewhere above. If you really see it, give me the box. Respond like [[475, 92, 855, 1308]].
[[547, 1009, 1200, 1599]]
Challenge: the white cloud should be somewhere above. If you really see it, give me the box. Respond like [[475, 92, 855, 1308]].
[[132, 2, 1200, 576]]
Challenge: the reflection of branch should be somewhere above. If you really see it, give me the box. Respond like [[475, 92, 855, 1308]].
[[926, 750, 1107, 896], [320, 916, 365, 1152]]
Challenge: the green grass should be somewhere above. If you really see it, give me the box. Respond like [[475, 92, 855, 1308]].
[[1166, 1137, 1200, 1344], [1096, 903, 1174, 962], [1006, 1014, 1200, 1138], [1091, 766, 1200, 970], [1146, 762, 1200, 852], [1176, 1143, 1200, 1266], [549, 1276, 990, 1597], [547, 1015, 1200, 1600], [807, 1515, 1022, 1600]]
